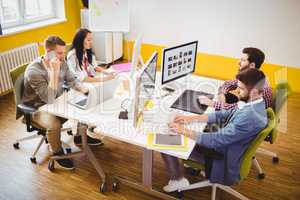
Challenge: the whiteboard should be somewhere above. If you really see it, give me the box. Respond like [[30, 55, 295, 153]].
[[89, 0, 129, 32]]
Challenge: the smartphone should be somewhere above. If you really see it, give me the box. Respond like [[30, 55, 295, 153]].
[[46, 50, 56, 60]]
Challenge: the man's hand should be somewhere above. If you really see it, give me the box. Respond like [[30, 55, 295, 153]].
[[198, 95, 214, 107], [168, 122, 197, 140], [49, 57, 61, 73], [218, 94, 226, 103], [168, 122, 186, 135], [173, 115, 195, 124], [80, 86, 89, 94], [104, 72, 116, 81]]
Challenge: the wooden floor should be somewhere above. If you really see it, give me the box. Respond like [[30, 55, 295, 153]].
[[0, 92, 300, 200]]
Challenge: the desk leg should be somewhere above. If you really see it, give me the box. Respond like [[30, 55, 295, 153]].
[[142, 149, 153, 187], [81, 126, 106, 191], [113, 148, 178, 200]]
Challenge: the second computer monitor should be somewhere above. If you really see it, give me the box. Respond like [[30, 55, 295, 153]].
[[161, 41, 198, 85], [140, 51, 158, 96]]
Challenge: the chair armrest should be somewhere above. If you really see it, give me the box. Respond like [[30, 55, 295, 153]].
[[17, 104, 37, 132], [17, 104, 36, 114]]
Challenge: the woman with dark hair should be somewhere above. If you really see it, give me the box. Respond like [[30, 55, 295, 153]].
[[67, 28, 115, 82]]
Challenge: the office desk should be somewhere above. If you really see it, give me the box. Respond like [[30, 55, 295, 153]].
[[39, 73, 223, 197]]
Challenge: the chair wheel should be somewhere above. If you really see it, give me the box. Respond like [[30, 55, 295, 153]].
[[30, 157, 37, 163], [100, 182, 107, 193], [67, 130, 73, 136], [258, 173, 265, 179], [13, 143, 20, 149], [48, 160, 55, 172], [273, 157, 279, 163], [176, 191, 184, 199], [66, 148, 72, 154], [112, 178, 119, 192]]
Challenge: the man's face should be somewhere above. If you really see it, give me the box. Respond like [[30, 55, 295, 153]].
[[237, 80, 250, 102], [238, 53, 250, 71], [54, 45, 66, 62]]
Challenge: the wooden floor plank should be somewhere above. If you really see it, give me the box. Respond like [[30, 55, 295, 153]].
[[0, 93, 300, 200]]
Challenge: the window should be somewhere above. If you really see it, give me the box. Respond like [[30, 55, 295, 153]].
[[0, 0, 65, 35]]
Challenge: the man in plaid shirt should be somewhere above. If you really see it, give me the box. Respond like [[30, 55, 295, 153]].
[[199, 47, 273, 110]]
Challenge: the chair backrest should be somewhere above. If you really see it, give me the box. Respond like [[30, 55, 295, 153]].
[[269, 82, 292, 143], [9, 63, 28, 119], [273, 82, 292, 115], [240, 108, 276, 180]]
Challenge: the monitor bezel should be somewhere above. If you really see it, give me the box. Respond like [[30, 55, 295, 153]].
[[161, 41, 198, 85]]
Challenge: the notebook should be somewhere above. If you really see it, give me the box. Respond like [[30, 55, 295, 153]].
[[111, 62, 131, 72]]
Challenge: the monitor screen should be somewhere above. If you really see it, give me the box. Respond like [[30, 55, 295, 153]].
[[161, 41, 198, 85], [140, 52, 158, 96], [132, 51, 158, 128]]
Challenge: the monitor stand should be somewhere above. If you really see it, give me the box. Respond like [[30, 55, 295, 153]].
[[161, 74, 191, 94]]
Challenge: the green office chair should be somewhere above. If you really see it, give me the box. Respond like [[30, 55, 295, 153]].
[[179, 108, 276, 200], [254, 82, 292, 179], [10, 64, 73, 164]]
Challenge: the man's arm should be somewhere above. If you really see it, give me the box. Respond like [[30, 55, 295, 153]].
[[263, 84, 273, 108], [27, 70, 58, 104], [196, 112, 252, 148], [218, 79, 238, 94], [213, 101, 238, 110]]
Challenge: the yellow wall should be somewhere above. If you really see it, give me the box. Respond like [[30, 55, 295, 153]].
[[0, 0, 82, 54], [1, 0, 299, 93], [124, 40, 300, 93]]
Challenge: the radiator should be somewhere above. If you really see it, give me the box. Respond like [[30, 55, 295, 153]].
[[0, 43, 39, 95]]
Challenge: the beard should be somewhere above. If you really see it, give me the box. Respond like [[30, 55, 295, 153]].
[[239, 95, 250, 102], [238, 65, 250, 73]]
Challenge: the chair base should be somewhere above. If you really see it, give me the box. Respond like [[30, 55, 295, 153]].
[[14, 128, 73, 163], [257, 147, 279, 162], [179, 180, 249, 200], [253, 147, 280, 179], [252, 157, 265, 179]]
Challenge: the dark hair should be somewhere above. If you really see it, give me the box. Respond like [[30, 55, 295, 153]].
[[70, 28, 93, 69], [236, 68, 266, 92], [242, 47, 265, 69], [81, 0, 89, 8], [45, 36, 66, 50]]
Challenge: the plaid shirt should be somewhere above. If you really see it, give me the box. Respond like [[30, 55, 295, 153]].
[[214, 79, 273, 110]]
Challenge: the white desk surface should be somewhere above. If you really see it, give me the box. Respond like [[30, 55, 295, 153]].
[[40, 73, 224, 160]]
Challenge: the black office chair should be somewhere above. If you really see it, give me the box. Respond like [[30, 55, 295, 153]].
[[10, 64, 73, 163]]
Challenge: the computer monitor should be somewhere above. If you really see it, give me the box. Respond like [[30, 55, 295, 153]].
[[161, 41, 198, 86], [140, 51, 158, 97], [130, 35, 144, 77], [132, 51, 158, 127]]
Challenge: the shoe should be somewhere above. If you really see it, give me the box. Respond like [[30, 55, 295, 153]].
[[183, 163, 191, 168], [53, 149, 74, 170], [74, 135, 103, 146], [163, 177, 190, 193]]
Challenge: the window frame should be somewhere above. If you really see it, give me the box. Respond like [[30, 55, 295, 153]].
[[0, 0, 65, 36]]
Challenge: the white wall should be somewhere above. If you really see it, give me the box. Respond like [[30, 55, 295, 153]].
[[126, 0, 300, 68]]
